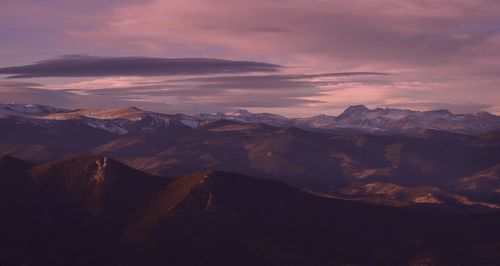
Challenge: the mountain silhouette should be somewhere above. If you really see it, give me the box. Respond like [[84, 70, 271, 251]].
[[1, 156, 499, 265]]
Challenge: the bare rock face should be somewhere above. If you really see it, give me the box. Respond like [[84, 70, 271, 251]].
[[92, 157, 108, 183]]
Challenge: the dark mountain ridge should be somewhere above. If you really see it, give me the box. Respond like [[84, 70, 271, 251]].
[[0, 155, 499, 265]]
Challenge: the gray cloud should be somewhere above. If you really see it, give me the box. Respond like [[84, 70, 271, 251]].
[[0, 80, 43, 88], [0, 55, 280, 79], [0, 78, 495, 116], [382, 101, 493, 114], [59, 72, 389, 99], [0, 59, 390, 114], [172, 72, 388, 88], [0, 80, 78, 107], [61, 75, 331, 106], [175, 72, 389, 82], [61, 72, 386, 103], [0, 78, 325, 113]]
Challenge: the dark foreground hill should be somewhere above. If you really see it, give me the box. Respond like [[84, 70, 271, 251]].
[[0, 155, 499, 265]]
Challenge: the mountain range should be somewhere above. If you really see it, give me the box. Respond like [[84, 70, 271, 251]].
[[1, 155, 499, 265], [2, 103, 500, 135], [1, 103, 500, 264], [1, 103, 500, 211]]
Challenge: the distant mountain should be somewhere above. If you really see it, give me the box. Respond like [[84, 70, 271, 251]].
[[191, 109, 292, 128], [340, 182, 500, 212], [0, 103, 71, 116], [2, 103, 500, 135], [295, 104, 500, 134], [0, 104, 291, 134], [1, 156, 499, 265]]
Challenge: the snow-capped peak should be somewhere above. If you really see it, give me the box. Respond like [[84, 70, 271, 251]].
[[2, 103, 500, 135], [0, 103, 72, 116], [295, 106, 500, 134], [344, 104, 369, 113], [225, 109, 252, 117], [191, 109, 292, 128]]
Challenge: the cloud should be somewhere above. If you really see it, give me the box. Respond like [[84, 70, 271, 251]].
[[64, 0, 500, 69], [0, 77, 497, 116], [54, 72, 390, 107], [0, 80, 325, 114], [0, 80, 78, 107], [54, 74, 335, 109], [175, 72, 389, 82], [379, 99, 493, 114], [0, 55, 392, 115], [0, 55, 280, 78], [2, 1, 500, 115]]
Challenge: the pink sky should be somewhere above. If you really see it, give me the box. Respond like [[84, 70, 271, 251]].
[[1, 0, 500, 116]]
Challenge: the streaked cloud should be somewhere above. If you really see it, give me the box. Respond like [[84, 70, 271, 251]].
[[0, 55, 279, 79]]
